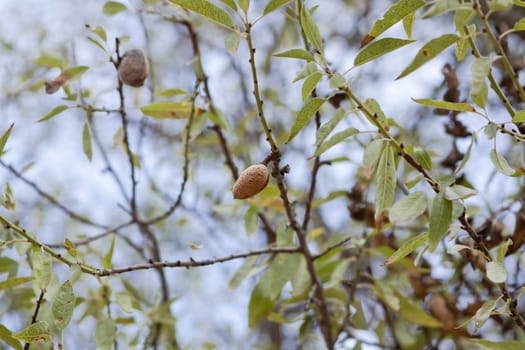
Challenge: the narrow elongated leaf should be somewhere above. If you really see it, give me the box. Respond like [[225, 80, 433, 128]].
[[384, 232, 428, 266], [361, 0, 425, 47], [264, 0, 292, 15], [428, 192, 452, 251], [472, 299, 498, 332], [311, 128, 359, 158], [0, 123, 14, 155], [315, 108, 347, 146], [273, 48, 314, 61], [486, 261, 507, 283], [490, 149, 515, 176], [38, 105, 69, 122], [244, 206, 258, 236], [12, 321, 51, 343], [103, 1, 127, 16], [362, 139, 385, 179], [470, 57, 491, 108], [219, 0, 237, 11], [140, 101, 205, 119], [412, 98, 476, 113], [53, 280, 75, 330], [467, 339, 525, 350], [301, 72, 323, 101], [229, 255, 259, 290], [102, 237, 115, 270], [32, 249, 52, 290], [375, 142, 397, 220], [300, 5, 323, 53], [397, 34, 459, 79], [354, 38, 415, 66], [287, 97, 325, 143], [389, 191, 426, 225], [402, 11, 416, 38], [82, 122, 93, 161], [238, 0, 249, 13], [170, 0, 235, 29], [422, 0, 463, 18], [0, 276, 34, 290], [0, 325, 22, 350]]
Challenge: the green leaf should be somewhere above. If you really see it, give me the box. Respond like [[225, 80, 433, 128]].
[[273, 48, 314, 62], [412, 98, 476, 113], [38, 105, 69, 122], [328, 73, 346, 89], [512, 109, 525, 123], [486, 261, 508, 283], [361, 0, 426, 47], [115, 292, 134, 313], [219, 0, 237, 11], [422, 0, 464, 18], [140, 101, 205, 119], [402, 11, 416, 38], [315, 108, 347, 146], [244, 206, 258, 236], [103, 1, 128, 15], [224, 31, 241, 53], [301, 72, 323, 101], [0, 325, 22, 350], [470, 57, 491, 108], [467, 339, 525, 350], [287, 97, 325, 143], [34, 54, 63, 69], [488, 0, 513, 11], [397, 296, 442, 327], [92, 25, 107, 42], [12, 321, 51, 343], [375, 142, 397, 220], [354, 38, 415, 66], [472, 299, 498, 332], [0, 257, 18, 277], [229, 255, 259, 290], [362, 139, 385, 179], [389, 191, 426, 225], [514, 18, 525, 30], [64, 238, 78, 258], [95, 319, 116, 350], [0, 123, 14, 156], [311, 128, 359, 158], [413, 146, 433, 171], [490, 149, 515, 176], [238, 0, 249, 13], [397, 34, 459, 79], [102, 237, 115, 270], [263, 0, 292, 15], [53, 280, 75, 330], [428, 192, 452, 251], [0, 276, 35, 290], [155, 88, 188, 97], [248, 254, 300, 327], [300, 5, 323, 53], [384, 232, 428, 266], [515, 0, 525, 7], [82, 122, 93, 161], [204, 108, 230, 131], [170, 0, 235, 29], [444, 184, 476, 200], [32, 249, 52, 290], [364, 98, 387, 125]]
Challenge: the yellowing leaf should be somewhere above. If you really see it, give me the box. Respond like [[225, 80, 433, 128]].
[[140, 101, 205, 119], [12, 321, 51, 343], [103, 1, 128, 15], [245, 198, 285, 212], [0, 123, 14, 156]]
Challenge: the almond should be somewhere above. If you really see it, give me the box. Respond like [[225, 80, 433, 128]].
[[118, 49, 149, 87], [232, 164, 269, 199]]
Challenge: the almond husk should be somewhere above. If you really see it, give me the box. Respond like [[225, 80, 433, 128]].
[[232, 164, 269, 199]]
